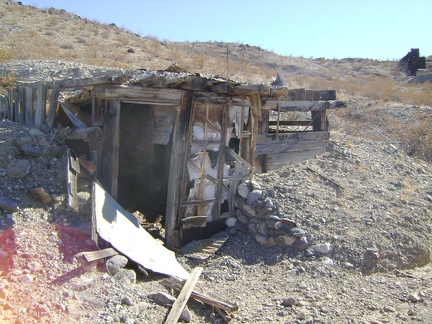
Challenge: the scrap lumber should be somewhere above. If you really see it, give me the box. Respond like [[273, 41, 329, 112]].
[[161, 276, 239, 313], [306, 166, 344, 190], [74, 248, 118, 263], [165, 267, 203, 324]]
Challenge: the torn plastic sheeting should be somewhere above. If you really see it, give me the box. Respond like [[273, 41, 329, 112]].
[[229, 106, 249, 138], [93, 181, 189, 280]]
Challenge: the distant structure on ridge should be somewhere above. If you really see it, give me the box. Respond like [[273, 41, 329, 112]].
[[399, 48, 426, 76]]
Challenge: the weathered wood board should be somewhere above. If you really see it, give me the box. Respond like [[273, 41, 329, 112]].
[[92, 181, 189, 279]]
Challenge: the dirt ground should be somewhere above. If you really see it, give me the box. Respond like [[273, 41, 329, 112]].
[[0, 99, 431, 324]]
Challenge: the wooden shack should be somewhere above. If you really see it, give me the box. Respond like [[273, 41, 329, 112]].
[[5, 68, 345, 248]]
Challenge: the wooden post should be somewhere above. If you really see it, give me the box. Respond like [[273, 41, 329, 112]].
[[13, 88, 19, 123], [35, 84, 47, 126], [312, 108, 327, 131], [25, 87, 34, 126], [46, 84, 60, 128], [165, 91, 192, 249], [17, 87, 25, 124], [92, 90, 104, 126], [105, 100, 120, 199]]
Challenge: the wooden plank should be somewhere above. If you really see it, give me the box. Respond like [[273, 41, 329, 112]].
[[210, 82, 231, 94], [231, 83, 270, 95], [75, 248, 118, 263], [66, 148, 79, 212], [107, 100, 120, 200], [25, 87, 33, 126], [288, 88, 305, 100], [46, 84, 60, 129], [305, 90, 320, 101], [256, 140, 327, 155], [60, 102, 87, 128], [6, 89, 13, 120], [161, 277, 239, 313], [101, 84, 183, 103], [265, 100, 329, 112], [312, 108, 327, 131], [165, 91, 192, 249], [35, 84, 47, 126], [269, 120, 312, 126], [180, 216, 208, 229], [256, 131, 329, 144], [93, 181, 189, 279], [319, 90, 336, 100], [92, 92, 104, 126], [165, 267, 203, 324], [270, 86, 289, 98], [17, 87, 25, 124], [181, 75, 207, 91], [13, 88, 19, 123]]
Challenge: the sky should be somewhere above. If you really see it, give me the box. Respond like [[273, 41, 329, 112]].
[[19, 0, 432, 60]]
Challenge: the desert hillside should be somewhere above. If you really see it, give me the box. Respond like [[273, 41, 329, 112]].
[[0, 1, 432, 324]]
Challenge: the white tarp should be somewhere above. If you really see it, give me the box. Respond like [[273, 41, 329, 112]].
[[93, 181, 189, 279]]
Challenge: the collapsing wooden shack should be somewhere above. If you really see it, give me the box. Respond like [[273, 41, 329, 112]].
[[4, 68, 345, 248]]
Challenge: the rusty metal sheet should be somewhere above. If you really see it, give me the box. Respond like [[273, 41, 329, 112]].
[[93, 181, 189, 279]]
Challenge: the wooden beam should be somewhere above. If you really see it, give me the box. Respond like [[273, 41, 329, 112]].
[[13, 88, 19, 123], [165, 91, 192, 249], [60, 102, 87, 128], [265, 100, 330, 112], [231, 83, 270, 95], [100, 84, 183, 104], [165, 267, 203, 324], [74, 248, 118, 263], [35, 84, 47, 126], [17, 87, 25, 124], [47, 84, 60, 129], [25, 87, 33, 126], [161, 277, 239, 313], [269, 120, 312, 126]]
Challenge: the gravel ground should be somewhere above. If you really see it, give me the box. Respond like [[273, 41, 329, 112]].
[[0, 62, 431, 324]]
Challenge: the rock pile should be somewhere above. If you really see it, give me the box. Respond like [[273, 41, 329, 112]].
[[234, 180, 310, 250]]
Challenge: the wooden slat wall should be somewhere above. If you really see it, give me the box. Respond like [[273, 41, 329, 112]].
[[256, 131, 329, 171]]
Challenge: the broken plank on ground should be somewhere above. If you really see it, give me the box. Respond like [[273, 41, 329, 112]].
[[181, 233, 229, 262], [74, 248, 118, 263], [165, 267, 203, 324], [161, 276, 239, 313]]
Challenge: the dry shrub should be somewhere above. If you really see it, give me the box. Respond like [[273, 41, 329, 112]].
[[0, 47, 15, 62], [0, 71, 16, 89], [398, 112, 432, 161]]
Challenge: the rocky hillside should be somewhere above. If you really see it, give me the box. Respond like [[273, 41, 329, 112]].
[[1, 0, 431, 87]]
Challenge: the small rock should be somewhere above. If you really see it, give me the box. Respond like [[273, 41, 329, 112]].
[[383, 305, 396, 313], [113, 269, 136, 285], [121, 296, 133, 306], [275, 235, 296, 247], [0, 195, 19, 212], [148, 292, 176, 305], [280, 218, 297, 228], [7, 159, 30, 178], [28, 128, 45, 137], [225, 217, 237, 227], [282, 297, 297, 307], [180, 305, 192, 322], [12, 136, 32, 146], [310, 243, 332, 254], [20, 144, 43, 157], [28, 187, 52, 204], [407, 293, 423, 303], [17, 274, 33, 283], [106, 255, 128, 276], [247, 190, 262, 205], [238, 182, 250, 198], [137, 302, 149, 312], [289, 227, 306, 238]]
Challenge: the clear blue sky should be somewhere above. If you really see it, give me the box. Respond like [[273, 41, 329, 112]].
[[20, 0, 431, 60]]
